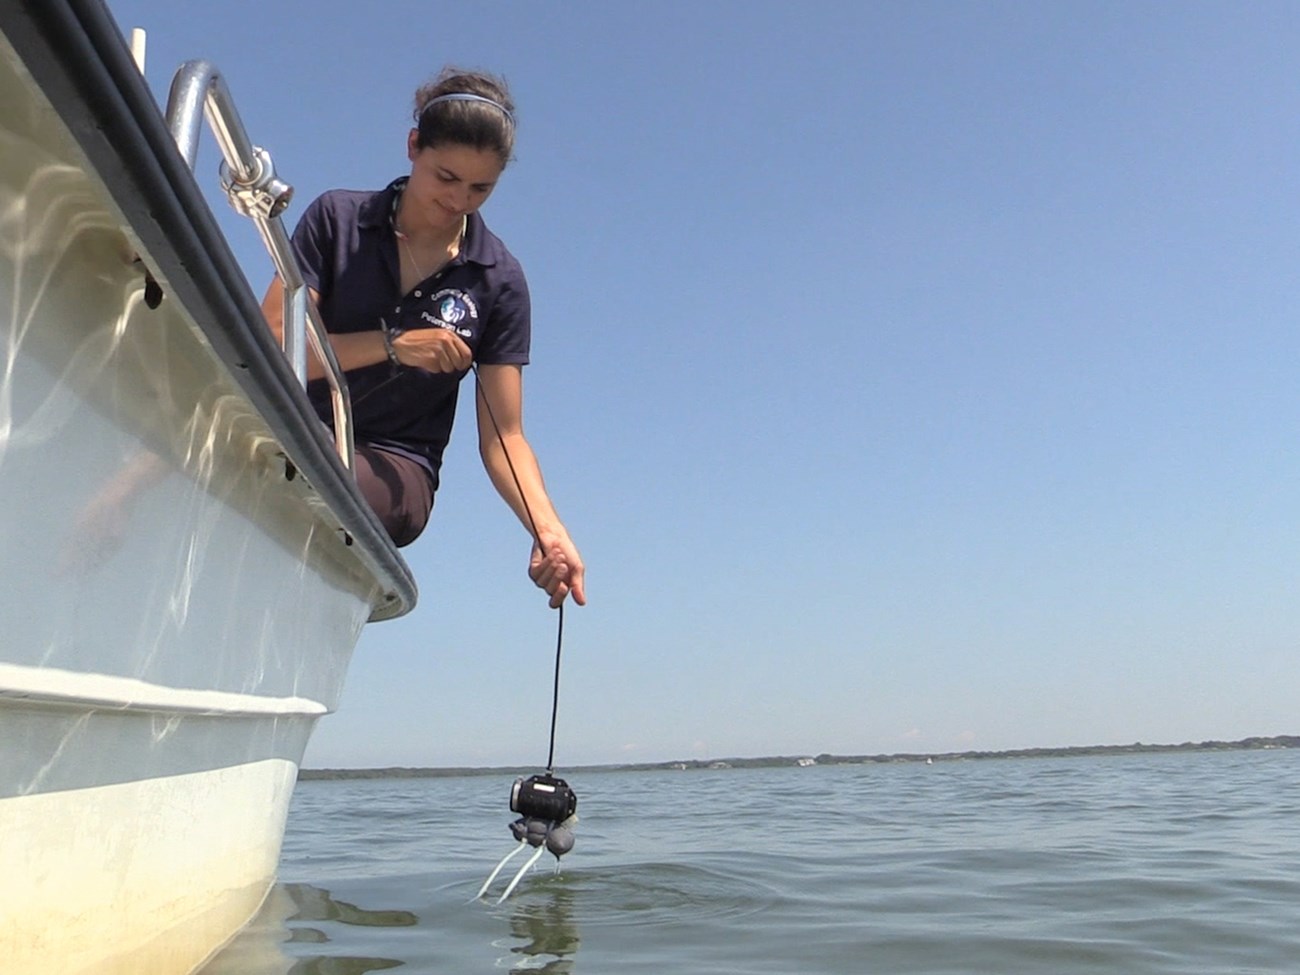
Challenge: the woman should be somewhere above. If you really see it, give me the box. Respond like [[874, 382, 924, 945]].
[[261, 68, 584, 609]]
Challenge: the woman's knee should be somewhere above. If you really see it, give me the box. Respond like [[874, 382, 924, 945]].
[[353, 446, 434, 547]]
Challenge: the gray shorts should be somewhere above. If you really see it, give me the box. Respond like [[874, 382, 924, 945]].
[[353, 444, 434, 547]]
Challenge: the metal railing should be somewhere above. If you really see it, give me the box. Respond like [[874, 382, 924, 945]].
[[164, 60, 354, 470]]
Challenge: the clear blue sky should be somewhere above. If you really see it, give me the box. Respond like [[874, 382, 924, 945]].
[[106, 0, 1300, 769]]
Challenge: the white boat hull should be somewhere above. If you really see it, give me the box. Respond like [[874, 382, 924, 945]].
[[0, 4, 415, 971], [4, 759, 297, 974]]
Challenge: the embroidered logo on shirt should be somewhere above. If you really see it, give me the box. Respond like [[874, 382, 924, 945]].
[[420, 288, 478, 339]]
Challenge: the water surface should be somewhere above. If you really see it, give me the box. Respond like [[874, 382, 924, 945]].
[[202, 748, 1300, 973]]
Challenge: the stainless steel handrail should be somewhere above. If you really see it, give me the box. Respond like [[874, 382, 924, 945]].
[[164, 60, 354, 469]]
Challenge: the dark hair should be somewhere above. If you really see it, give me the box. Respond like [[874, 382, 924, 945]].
[[412, 67, 516, 166]]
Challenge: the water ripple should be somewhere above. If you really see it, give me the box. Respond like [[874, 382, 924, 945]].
[[471, 859, 780, 928]]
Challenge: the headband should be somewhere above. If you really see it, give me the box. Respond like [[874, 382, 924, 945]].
[[421, 92, 515, 126]]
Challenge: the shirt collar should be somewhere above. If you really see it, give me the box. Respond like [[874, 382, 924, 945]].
[[358, 177, 497, 267]]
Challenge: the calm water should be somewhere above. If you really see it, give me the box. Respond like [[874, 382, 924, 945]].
[[202, 748, 1300, 974]]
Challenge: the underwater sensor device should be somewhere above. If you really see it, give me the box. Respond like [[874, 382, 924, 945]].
[[475, 773, 579, 903], [511, 772, 577, 823]]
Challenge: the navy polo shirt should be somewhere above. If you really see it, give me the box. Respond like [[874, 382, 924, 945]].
[[291, 177, 531, 489]]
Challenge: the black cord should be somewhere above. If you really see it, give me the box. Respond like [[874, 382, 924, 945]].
[[547, 603, 564, 773], [472, 363, 566, 774]]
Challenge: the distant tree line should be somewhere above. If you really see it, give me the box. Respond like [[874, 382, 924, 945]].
[[298, 734, 1300, 781]]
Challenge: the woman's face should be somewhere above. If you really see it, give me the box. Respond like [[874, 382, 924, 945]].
[[405, 133, 505, 232]]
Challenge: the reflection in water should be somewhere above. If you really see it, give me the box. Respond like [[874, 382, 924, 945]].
[[208, 878, 587, 974], [504, 884, 581, 974], [201, 882, 415, 975], [285, 952, 402, 974], [285, 953, 402, 975], [282, 882, 418, 928]]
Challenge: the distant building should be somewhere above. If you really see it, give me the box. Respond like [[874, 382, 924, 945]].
[[796, 757, 816, 767]]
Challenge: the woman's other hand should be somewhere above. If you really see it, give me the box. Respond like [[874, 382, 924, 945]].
[[391, 328, 472, 372], [529, 530, 586, 608]]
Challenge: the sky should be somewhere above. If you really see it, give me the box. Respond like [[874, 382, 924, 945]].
[[103, 0, 1300, 769]]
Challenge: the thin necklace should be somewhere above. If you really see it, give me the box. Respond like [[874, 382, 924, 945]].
[[396, 216, 466, 284]]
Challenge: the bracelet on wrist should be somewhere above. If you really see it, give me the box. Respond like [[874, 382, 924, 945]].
[[382, 325, 403, 367]]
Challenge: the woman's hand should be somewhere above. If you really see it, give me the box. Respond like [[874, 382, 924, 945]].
[[392, 327, 473, 372], [529, 530, 586, 608]]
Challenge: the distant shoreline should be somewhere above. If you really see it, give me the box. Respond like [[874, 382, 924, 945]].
[[298, 734, 1299, 781]]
